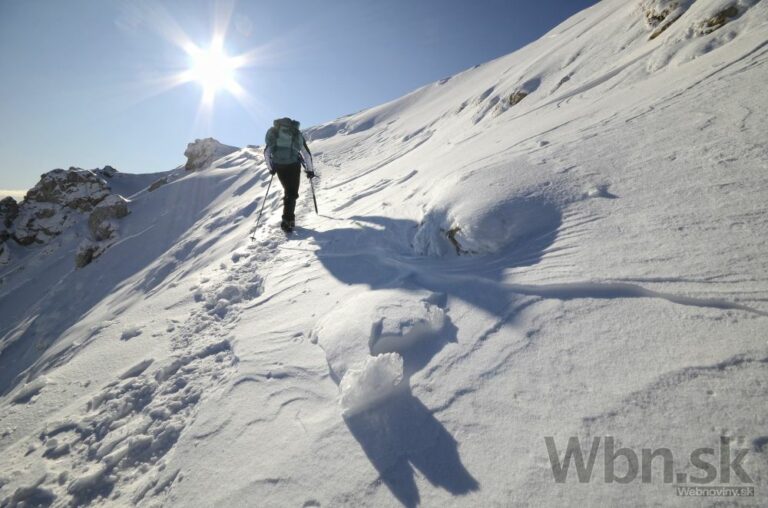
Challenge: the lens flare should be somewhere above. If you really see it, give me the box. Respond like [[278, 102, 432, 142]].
[[119, 1, 275, 128], [185, 39, 242, 100]]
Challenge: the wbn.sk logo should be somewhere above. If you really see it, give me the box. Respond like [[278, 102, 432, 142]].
[[545, 436, 753, 488]]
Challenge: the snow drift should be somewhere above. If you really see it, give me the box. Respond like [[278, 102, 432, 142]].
[[1, 0, 767, 506]]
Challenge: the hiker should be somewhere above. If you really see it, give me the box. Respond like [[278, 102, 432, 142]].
[[264, 117, 315, 232]]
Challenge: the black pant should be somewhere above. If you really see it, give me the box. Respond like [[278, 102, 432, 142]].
[[274, 162, 301, 222]]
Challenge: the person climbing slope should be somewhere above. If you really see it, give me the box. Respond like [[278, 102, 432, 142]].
[[264, 117, 315, 233]]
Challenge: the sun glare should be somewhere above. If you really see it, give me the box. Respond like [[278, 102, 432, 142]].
[[187, 44, 239, 97], [136, 2, 270, 126]]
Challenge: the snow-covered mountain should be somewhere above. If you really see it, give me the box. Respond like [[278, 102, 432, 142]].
[[2, 0, 767, 506]]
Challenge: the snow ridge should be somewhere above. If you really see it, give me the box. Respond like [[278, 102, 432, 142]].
[[2, 0, 768, 506]]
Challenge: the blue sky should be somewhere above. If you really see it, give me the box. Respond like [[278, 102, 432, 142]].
[[0, 0, 598, 192]]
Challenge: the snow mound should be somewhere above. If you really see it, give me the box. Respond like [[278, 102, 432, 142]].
[[414, 166, 565, 256], [413, 200, 561, 256], [339, 353, 404, 416], [183, 138, 239, 172], [368, 296, 446, 356], [119, 326, 143, 341], [311, 289, 447, 382], [11, 377, 48, 404]]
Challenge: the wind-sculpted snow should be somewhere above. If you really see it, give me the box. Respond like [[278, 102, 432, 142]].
[[0, 148, 267, 503], [1, 338, 236, 506], [645, 0, 764, 70], [414, 191, 563, 257], [311, 289, 450, 416], [339, 353, 404, 416], [2, 0, 768, 506]]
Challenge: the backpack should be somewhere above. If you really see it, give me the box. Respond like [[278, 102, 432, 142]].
[[268, 118, 303, 165]]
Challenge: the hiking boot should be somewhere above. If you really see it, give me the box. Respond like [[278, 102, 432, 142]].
[[280, 219, 294, 233]]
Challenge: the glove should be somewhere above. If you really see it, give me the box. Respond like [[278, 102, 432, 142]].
[[305, 170, 316, 179]]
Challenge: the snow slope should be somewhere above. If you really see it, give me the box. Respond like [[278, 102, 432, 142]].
[[2, 0, 768, 506]]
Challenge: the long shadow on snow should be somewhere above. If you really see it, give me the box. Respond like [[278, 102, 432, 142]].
[[342, 309, 478, 508], [345, 391, 479, 508], [307, 215, 558, 318], [297, 215, 557, 505], [300, 213, 766, 506], [307, 215, 766, 320]]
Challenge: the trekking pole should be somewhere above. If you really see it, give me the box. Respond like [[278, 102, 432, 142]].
[[250, 173, 274, 240], [300, 152, 319, 215], [309, 176, 319, 214]]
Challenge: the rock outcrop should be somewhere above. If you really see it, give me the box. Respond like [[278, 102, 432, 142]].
[[0, 197, 19, 264], [0, 197, 18, 241], [87, 194, 130, 242], [24, 168, 111, 212], [0, 196, 18, 227], [12, 168, 111, 246], [96, 165, 118, 179], [1, 167, 130, 268], [147, 176, 168, 193], [183, 138, 238, 172]]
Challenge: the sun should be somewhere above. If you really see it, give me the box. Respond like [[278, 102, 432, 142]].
[[136, 4, 269, 125], [186, 42, 239, 97]]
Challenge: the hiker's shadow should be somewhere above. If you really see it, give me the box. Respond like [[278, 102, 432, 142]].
[[343, 319, 479, 508], [345, 392, 479, 508]]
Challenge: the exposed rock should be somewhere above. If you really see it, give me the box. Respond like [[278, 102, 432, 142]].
[[697, 5, 739, 34], [184, 138, 239, 172], [552, 74, 571, 93], [445, 226, 470, 256], [147, 176, 168, 192], [13, 202, 71, 246], [75, 195, 131, 268], [507, 90, 529, 107], [0, 197, 17, 252], [96, 165, 118, 178], [25, 168, 110, 212], [0, 243, 9, 265], [641, 0, 695, 40], [11, 167, 111, 245], [12, 228, 38, 246], [0, 196, 19, 228], [88, 195, 130, 242], [75, 243, 98, 269], [0, 167, 131, 267]]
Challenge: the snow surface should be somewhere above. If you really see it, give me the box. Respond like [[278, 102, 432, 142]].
[[2, 0, 768, 506]]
